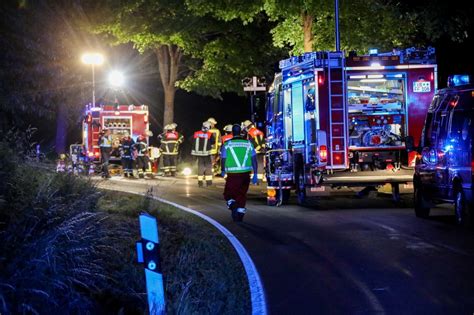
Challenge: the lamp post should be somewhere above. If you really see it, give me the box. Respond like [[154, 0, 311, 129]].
[[81, 53, 104, 107], [242, 76, 266, 124]]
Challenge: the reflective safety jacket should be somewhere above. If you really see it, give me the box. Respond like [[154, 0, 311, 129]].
[[135, 139, 148, 156], [209, 127, 221, 154], [119, 137, 135, 158], [221, 138, 256, 173], [221, 134, 233, 143], [99, 135, 112, 148], [159, 131, 183, 155], [191, 130, 215, 156], [247, 127, 265, 154]]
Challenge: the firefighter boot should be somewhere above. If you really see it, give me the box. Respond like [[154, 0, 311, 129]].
[[236, 208, 246, 222], [198, 180, 204, 187], [206, 180, 213, 187], [226, 199, 238, 221]]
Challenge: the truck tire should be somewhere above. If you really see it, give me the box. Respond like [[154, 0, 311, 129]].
[[414, 184, 430, 218], [454, 190, 473, 227]]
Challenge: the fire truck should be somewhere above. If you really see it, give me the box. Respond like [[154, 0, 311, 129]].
[[265, 47, 437, 205], [82, 103, 156, 165]]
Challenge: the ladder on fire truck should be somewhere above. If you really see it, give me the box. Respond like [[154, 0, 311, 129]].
[[326, 51, 348, 171]]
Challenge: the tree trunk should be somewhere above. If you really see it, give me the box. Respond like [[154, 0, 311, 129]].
[[155, 45, 182, 127], [302, 11, 314, 53]]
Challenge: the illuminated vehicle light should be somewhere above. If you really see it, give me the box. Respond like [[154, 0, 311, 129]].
[[267, 188, 277, 197], [115, 111, 120, 115], [349, 75, 366, 79], [94, 152, 100, 157], [318, 75, 324, 85], [319, 145, 327, 163], [88, 152, 94, 157]]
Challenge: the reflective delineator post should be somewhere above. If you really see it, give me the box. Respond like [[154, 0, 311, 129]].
[[136, 213, 165, 315]]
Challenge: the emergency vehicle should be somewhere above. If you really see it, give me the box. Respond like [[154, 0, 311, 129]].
[[265, 47, 437, 205], [82, 103, 158, 164], [413, 74, 474, 226]]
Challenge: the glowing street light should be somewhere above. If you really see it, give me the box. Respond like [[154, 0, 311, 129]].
[[108, 70, 125, 87], [81, 52, 104, 107]]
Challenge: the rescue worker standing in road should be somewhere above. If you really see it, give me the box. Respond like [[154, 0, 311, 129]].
[[221, 124, 258, 222], [135, 134, 149, 178], [191, 121, 215, 187], [207, 117, 221, 175], [119, 130, 135, 178], [99, 128, 112, 178], [159, 123, 183, 176], [221, 124, 233, 144], [242, 119, 266, 181]]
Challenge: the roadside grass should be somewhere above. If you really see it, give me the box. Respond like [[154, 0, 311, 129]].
[[98, 190, 251, 314], [0, 131, 250, 314]]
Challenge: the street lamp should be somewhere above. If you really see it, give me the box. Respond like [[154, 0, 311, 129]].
[[108, 70, 125, 88], [108, 70, 125, 115], [81, 52, 104, 107], [242, 76, 266, 124]]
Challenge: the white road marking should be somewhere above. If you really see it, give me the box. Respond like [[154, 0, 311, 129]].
[[100, 183, 267, 315]]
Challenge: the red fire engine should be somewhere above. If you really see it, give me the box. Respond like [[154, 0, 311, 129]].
[[265, 47, 437, 205], [82, 103, 151, 162]]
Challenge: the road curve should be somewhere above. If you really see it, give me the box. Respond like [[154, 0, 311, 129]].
[[98, 176, 474, 315]]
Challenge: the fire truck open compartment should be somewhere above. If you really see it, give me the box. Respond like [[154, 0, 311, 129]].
[[347, 73, 406, 149]]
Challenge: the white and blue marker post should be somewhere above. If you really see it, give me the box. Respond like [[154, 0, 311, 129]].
[[136, 213, 166, 315]]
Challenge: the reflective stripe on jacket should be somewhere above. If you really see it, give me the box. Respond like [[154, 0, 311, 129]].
[[247, 127, 265, 153], [222, 139, 254, 173], [221, 134, 233, 143], [192, 131, 214, 156], [209, 128, 221, 154], [160, 131, 183, 155], [99, 135, 112, 148]]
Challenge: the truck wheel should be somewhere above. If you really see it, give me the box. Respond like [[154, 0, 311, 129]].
[[414, 185, 430, 218], [454, 190, 473, 227]]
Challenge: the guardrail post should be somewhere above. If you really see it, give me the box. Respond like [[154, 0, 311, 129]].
[[136, 213, 166, 314]]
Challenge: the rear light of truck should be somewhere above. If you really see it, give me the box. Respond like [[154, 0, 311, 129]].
[[319, 145, 327, 163]]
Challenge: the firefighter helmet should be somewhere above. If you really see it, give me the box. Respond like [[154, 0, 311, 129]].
[[207, 117, 217, 125], [170, 123, 177, 129], [223, 124, 232, 132], [164, 124, 172, 131], [242, 120, 253, 129], [202, 121, 211, 131], [146, 130, 153, 137]]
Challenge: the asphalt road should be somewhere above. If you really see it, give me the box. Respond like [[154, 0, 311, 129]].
[[97, 176, 474, 315]]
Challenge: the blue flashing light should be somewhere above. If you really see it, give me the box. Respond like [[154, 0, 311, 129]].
[[448, 74, 470, 87], [369, 48, 378, 55]]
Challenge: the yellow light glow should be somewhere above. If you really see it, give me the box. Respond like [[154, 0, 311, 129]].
[[267, 188, 277, 197], [81, 53, 104, 65]]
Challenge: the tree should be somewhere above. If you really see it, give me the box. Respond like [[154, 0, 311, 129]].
[[0, 0, 92, 153], [93, 0, 284, 127]]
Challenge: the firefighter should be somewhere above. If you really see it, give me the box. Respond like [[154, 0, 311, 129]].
[[242, 119, 266, 181], [119, 131, 135, 178], [135, 134, 149, 178], [191, 121, 215, 187], [221, 124, 258, 222], [99, 128, 112, 178], [221, 124, 233, 143], [207, 117, 221, 175], [159, 123, 183, 176]]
